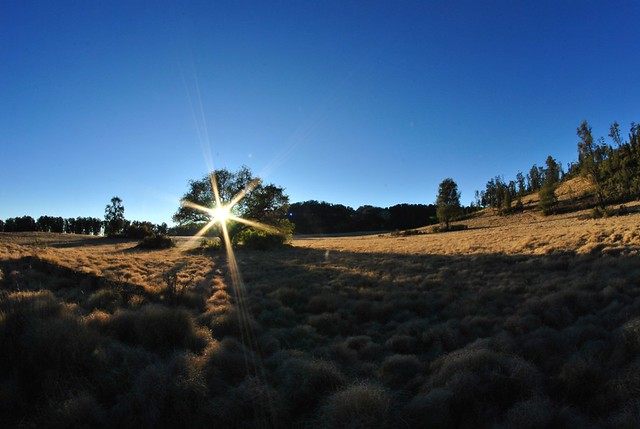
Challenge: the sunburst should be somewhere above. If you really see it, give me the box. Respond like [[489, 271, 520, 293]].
[[178, 170, 280, 425], [179, 173, 280, 249]]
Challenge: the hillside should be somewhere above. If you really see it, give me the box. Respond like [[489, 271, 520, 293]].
[[2, 194, 640, 427], [296, 177, 640, 256]]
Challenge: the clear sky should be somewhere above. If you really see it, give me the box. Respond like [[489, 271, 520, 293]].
[[2, 1, 639, 225]]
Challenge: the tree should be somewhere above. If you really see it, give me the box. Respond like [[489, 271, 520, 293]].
[[539, 182, 558, 215], [544, 156, 561, 186], [436, 178, 461, 230], [126, 221, 155, 239], [527, 164, 543, 192], [173, 166, 254, 226], [104, 196, 126, 236], [173, 166, 293, 245], [577, 120, 607, 209], [156, 222, 168, 235], [515, 172, 526, 196]]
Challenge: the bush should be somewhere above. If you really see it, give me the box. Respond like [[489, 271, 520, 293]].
[[235, 228, 290, 250], [590, 206, 611, 218], [402, 388, 454, 428], [208, 376, 281, 428], [200, 237, 223, 251], [108, 305, 207, 354], [539, 183, 557, 215], [497, 396, 556, 429], [0, 291, 98, 424], [315, 383, 391, 429], [275, 356, 346, 419], [126, 221, 156, 239], [136, 234, 174, 249], [432, 224, 468, 233], [379, 354, 423, 389]]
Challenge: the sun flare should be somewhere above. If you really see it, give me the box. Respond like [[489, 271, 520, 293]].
[[208, 204, 232, 224]]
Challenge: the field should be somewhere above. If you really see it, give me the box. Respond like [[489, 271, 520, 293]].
[[3, 198, 640, 428]]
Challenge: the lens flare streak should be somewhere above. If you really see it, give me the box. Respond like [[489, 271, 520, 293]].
[[179, 173, 282, 428]]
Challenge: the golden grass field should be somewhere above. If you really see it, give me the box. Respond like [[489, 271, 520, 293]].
[[3, 188, 640, 427]]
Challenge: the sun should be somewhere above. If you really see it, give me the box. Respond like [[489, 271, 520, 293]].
[[208, 204, 232, 224]]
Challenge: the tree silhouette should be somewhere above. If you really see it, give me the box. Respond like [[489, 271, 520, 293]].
[[436, 178, 461, 230], [104, 196, 126, 237], [173, 166, 292, 244]]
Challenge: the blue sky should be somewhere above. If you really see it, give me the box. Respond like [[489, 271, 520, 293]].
[[2, 1, 639, 225]]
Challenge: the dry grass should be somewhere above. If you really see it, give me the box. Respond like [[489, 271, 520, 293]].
[[294, 199, 640, 256], [3, 192, 640, 427]]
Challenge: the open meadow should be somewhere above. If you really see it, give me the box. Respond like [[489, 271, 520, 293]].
[[3, 200, 640, 428]]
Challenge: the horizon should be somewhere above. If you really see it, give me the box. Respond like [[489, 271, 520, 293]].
[[2, 1, 639, 225]]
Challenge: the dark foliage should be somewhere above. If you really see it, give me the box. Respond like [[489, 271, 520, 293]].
[[577, 120, 640, 207], [173, 166, 293, 244], [64, 217, 103, 235], [126, 221, 156, 239], [136, 234, 175, 249], [4, 215, 37, 232], [37, 215, 65, 233], [290, 201, 437, 234], [104, 196, 126, 237]]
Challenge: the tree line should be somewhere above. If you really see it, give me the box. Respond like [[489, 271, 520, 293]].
[[1, 198, 168, 238], [289, 201, 441, 234], [1, 215, 103, 234], [475, 155, 563, 216], [473, 119, 639, 217], [576, 120, 640, 211]]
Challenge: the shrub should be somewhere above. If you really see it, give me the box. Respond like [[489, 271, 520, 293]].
[[111, 354, 209, 429], [379, 354, 423, 389], [235, 228, 290, 249], [200, 237, 222, 251], [208, 376, 281, 428], [275, 356, 346, 419], [497, 396, 556, 429], [392, 229, 423, 236], [47, 392, 107, 429], [0, 291, 98, 424], [402, 388, 454, 428], [428, 345, 543, 425], [126, 221, 156, 239], [331, 336, 383, 363], [200, 338, 258, 389], [162, 270, 190, 305], [109, 305, 208, 354], [85, 288, 123, 312], [384, 334, 418, 354], [136, 234, 174, 249], [432, 224, 468, 233], [308, 312, 345, 336], [315, 383, 391, 429], [590, 206, 611, 218], [538, 183, 557, 215]]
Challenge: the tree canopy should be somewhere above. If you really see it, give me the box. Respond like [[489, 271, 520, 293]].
[[436, 178, 461, 229], [104, 196, 126, 237], [173, 166, 293, 245]]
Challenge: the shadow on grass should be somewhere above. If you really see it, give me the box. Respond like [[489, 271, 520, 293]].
[[2, 246, 640, 428], [49, 236, 136, 249]]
